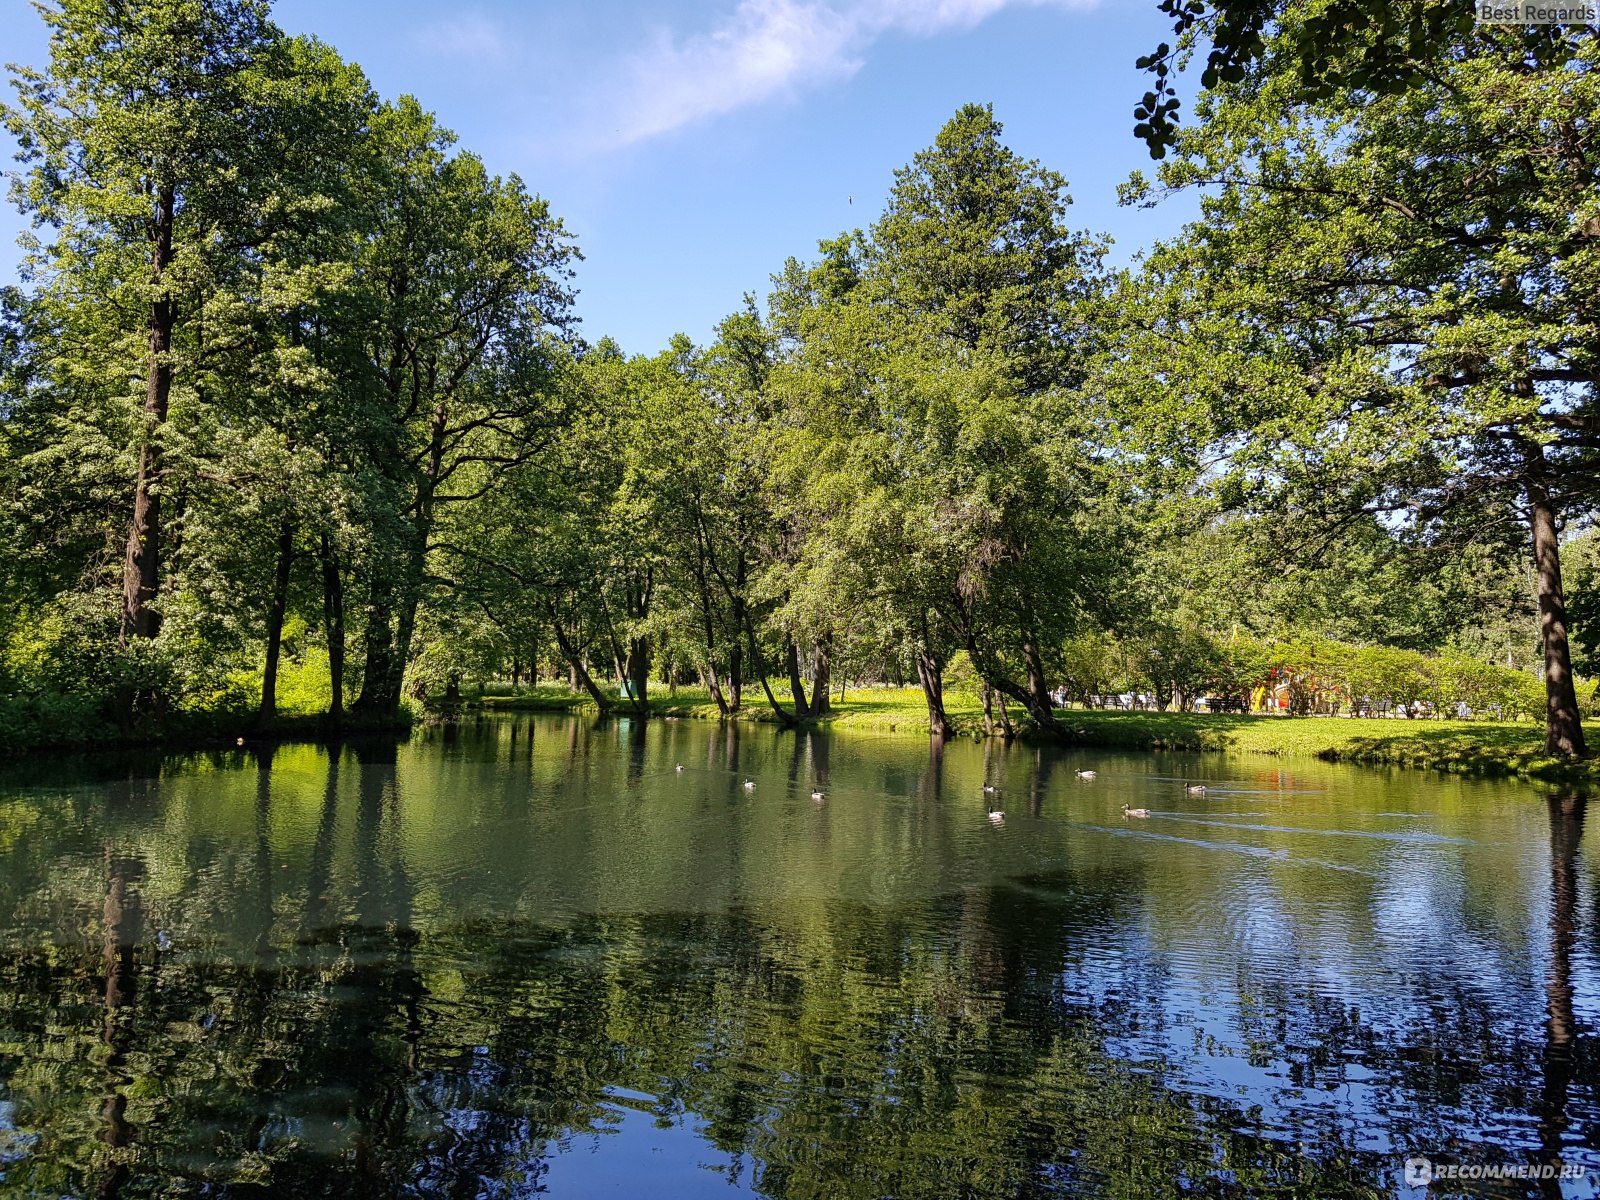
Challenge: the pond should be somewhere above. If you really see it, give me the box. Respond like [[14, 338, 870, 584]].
[[0, 713, 1596, 1198]]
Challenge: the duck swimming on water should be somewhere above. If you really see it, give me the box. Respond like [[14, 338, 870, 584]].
[[1122, 805, 1150, 819]]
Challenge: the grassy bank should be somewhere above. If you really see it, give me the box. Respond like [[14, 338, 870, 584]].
[[475, 685, 1591, 781], [0, 677, 1576, 779]]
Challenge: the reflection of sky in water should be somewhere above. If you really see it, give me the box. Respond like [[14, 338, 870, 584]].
[[0, 1099, 39, 1170], [0, 718, 1597, 1197], [546, 1089, 757, 1198], [1059, 790, 1600, 1190]]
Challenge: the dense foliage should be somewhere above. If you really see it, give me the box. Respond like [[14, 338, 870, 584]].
[[0, 0, 1591, 755]]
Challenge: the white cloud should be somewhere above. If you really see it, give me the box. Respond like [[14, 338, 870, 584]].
[[414, 14, 512, 64], [614, 0, 859, 144], [602, 0, 1093, 148]]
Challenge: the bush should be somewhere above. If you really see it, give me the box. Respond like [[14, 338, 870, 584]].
[[943, 650, 980, 692], [0, 689, 103, 752]]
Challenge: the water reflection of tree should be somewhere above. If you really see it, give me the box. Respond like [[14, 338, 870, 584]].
[[6, 726, 1600, 1197], [1539, 791, 1585, 1196], [96, 848, 143, 1199]]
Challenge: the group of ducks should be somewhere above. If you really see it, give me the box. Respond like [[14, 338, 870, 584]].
[[983, 772, 1209, 822], [677, 759, 1210, 817], [677, 762, 828, 801]]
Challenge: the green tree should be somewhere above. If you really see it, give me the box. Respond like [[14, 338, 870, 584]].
[[3, 0, 356, 645], [1118, 23, 1600, 755], [347, 98, 579, 718], [772, 105, 1120, 737], [1131, 0, 1581, 156]]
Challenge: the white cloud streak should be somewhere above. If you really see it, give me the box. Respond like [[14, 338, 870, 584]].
[[604, 0, 1093, 147], [414, 14, 513, 64]]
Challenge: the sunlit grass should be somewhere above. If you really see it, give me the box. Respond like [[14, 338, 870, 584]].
[[477, 683, 1592, 779]]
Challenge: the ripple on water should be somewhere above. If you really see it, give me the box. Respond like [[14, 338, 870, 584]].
[[0, 716, 1591, 1196]]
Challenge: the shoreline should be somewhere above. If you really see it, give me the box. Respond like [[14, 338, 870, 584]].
[[474, 689, 1596, 782], [0, 687, 1588, 783], [0, 709, 415, 763]]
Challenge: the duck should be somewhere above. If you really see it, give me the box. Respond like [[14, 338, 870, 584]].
[[988, 810, 1005, 823], [675, 763, 685, 772], [236, 737, 246, 747], [742, 778, 756, 790], [1076, 769, 1097, 779], [811, 790, 825, 801], [1184, 782, 1207, 794], [1122, 805, 1150, 819], [983, 784, 997, 794]]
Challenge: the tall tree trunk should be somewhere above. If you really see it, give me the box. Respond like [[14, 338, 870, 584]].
[[259, 519, 296, 723], [915, 649, 951, 737], [391, 584, 423, 706], [371, 408, 444, 717], [595, 593, 628, 689], [704, 660, 729, 715], [689, 508, 730, 714], [728, 552, 749, 712], [1022, 625, 1053, 719], [1526, 443, 1586, 757], [694, 579, 728, 714], [353, 576, 395, 715], [320, 533, 345, 727], [995, 687, 1016, 738], [785, 638, 812, 720], [916, 611, 951, 736], [386, 527, 429, 708], [552, 619, 612, 712], [967, 635, 1069, 739], [121, 186, 176, 645], [809, 639, 832, 715], [746, 617, 796, 727], [625, 635, 650, 714]]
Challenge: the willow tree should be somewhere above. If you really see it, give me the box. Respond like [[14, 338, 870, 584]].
[[1119, 16, 1600, 755]]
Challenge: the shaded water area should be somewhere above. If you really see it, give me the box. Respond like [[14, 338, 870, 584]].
[[1, 714, 1598, 1198]]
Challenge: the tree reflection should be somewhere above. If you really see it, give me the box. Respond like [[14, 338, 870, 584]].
[[3, 723, 1599, 1198], [1539, 791, 1584, 1196], [97, 849, 143, 1200]]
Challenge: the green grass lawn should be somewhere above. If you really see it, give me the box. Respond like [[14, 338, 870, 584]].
[[473, 684, 1589, 780]]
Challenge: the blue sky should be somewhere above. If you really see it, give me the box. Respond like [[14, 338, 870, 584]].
[[0, 0, 1198, 356]]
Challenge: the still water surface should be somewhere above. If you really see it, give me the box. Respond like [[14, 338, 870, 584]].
[[0, 714, 1597, 1197]]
